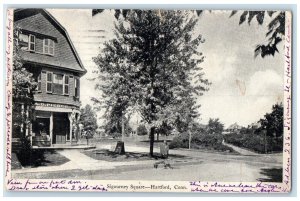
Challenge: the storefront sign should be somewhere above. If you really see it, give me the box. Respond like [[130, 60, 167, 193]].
[[35, 102, 78, 110]]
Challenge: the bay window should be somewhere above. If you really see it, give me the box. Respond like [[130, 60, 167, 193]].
[[46, 72, 70, 96]]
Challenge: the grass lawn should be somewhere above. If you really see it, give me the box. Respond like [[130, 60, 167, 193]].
[[11, 152, 22, 169], [82, 149, 188, 162], [12, 150, 70, 169]]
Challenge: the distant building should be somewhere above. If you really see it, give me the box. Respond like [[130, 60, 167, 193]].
[[13, 9, 86, 147], [226, 122, 243, 133], [249, 122, 261, 129]]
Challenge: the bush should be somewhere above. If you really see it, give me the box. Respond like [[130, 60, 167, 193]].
[[137, 125, 148, 136], [169, 132, 234, 152], [192, 132, 223, 147], [169, 132, 189, 149], [17, 136, 45, 167], [224, 131, 283, 153]]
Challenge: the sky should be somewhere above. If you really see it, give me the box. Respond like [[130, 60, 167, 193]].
[[48, 9, 284, 128]]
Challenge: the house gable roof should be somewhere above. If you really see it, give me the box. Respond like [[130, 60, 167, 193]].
[[14, 9, 87, 75]]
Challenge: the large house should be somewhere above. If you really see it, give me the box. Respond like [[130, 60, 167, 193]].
[[13, 9, 86, 147]]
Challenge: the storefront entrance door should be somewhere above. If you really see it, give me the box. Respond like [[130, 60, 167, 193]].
[[52, 112, 69, 144]]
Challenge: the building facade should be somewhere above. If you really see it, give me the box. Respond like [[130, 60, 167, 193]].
[[14, 9, 86, 147]]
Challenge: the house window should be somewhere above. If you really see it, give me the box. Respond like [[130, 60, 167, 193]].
[[64, 75, 69, 95], [43, 39, 54, 55], [53, 74, 64, 95], [75, 78, 79, 97], [19, 33, 29, 50], [46, 72, 53, 93], [29, 34, 35, 51], [37, 73, 42, 91]]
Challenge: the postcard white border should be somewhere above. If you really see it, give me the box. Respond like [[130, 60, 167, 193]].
[[4, 8, 292, 193]]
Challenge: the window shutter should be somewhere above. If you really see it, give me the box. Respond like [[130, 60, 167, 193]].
[[75, 78, 80, 97], [64, 75, 69, 95], [37, 73, 42, 91], [46, 72, 53, 93], [50, 40, 54, 55], [29, 34, 35, 51]]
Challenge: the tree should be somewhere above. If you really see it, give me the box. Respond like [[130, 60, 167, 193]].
[[92, 9, 285, 58], [93, 10, 209, 156], [79, 104, 98, 143], [137, 124, 148, 136], [207, 118, 224, 135], [231, 11, 285, 58], [258, 103, 283, 138], [12, 27, 37, 137], [102, 113, 132, 138]]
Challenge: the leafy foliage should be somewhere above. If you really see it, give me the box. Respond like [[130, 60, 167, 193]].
[[102, 115, 132, 138], [93, 9, 285, 58], [231, 11, 285, 58], [79, 104, 98, 139], [207, 118, 224, 134], [93, 10, 209, 155], [13, 28, 37, 104], [137, 124, 148, 136], [92, 9, 207, 19], [170, 122, 234, 152], [17, 136, 45, 166], [258, 103, 283, 138], [12, 27, 37, 137], [224, 131, 283, 153], [224, 103, 283, 153]]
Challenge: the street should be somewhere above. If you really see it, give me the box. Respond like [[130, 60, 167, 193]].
[[12, 139, 282, 182]]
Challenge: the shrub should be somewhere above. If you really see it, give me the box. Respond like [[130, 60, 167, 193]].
[[137, 125, 148, 136], [17, 136, 45, 167], [169, 132, 189, 149], [169, 131, 234, 152], [192, 132, 223, 148], [224, 131, 283, 153]]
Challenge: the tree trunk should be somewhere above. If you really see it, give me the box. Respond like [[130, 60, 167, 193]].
[[157, 133, 159, 141], [150, 127, 155, 157], [121, 115, 125, 141]]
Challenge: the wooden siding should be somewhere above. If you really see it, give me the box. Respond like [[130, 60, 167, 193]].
[[15, 11, 84, 72]]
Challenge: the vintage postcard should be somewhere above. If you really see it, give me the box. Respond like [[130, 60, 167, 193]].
[[5, 8, 292, 193]]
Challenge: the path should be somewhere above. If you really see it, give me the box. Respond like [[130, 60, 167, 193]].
[[222, 141, 259, 156]]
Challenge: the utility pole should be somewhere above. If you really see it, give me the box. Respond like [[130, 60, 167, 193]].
[[188, 116, 192, 150], [188, 130, 192, 150]]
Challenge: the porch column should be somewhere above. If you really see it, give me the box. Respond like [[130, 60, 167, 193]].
[[68, 113, 73, 144], [76, 112, 80, 140], [50, 112, 53, 145], [25, 105, 29, 136], [20, 104, 24, 134]]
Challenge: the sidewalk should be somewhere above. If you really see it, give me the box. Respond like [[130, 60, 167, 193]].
[[11, 149, 155, 176]]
